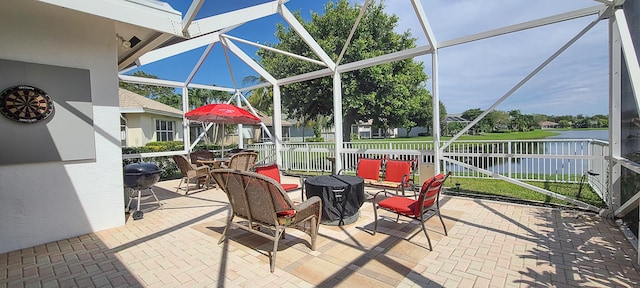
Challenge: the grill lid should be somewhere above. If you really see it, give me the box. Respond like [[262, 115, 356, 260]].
[[124, 162, 161, 175]]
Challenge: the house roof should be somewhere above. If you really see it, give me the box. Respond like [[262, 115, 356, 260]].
[[446, 115, 470, 123], [540, 121, 559, 126], [119, 88, 183, 118], [254, 110, 292, 127]]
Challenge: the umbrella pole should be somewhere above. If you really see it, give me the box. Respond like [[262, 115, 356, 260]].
[[221, 124, 225, 158]]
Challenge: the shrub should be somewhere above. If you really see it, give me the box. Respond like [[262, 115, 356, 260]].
[[305, 137, 325, 142]]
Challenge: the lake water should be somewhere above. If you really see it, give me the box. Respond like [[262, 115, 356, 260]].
[[545, 129, 608, 141], [449, 129, 609, 176]]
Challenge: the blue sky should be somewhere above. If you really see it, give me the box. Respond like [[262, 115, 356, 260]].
[[136, 0, 609, 116]]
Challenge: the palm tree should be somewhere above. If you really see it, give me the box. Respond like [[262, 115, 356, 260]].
[[242, 75, 273, 115]]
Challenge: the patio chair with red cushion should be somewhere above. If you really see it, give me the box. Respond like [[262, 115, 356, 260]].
[[372, 171, 451, 250], [255, 163, 306, 199], [211, 169, 322, 273], [381, 159, 417, 196], [355, 158, 383, 183]]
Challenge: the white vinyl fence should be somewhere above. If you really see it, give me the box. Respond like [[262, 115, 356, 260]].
[[249, 139, 609, 202]]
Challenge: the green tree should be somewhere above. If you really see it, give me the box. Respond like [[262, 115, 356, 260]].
[[257, 0, 430, 141], [461, 108, 494, 134], [242, 75, 273, 115]]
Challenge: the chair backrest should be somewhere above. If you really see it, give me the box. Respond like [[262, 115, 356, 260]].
[[211, 169, 295, 225], [384, 160, 412, 183], [227, 151, 259, 171], [356, 158, 382, 181], [413, 172, 450, 216], [254, 163, 282, 183], [190, 150, 215, 165], [172, 155, 195, 175]]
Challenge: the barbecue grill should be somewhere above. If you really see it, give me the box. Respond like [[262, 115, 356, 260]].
[[124, 162, 163, 220]]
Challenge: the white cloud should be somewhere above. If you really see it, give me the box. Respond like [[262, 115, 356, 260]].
[[366, 0, 610, 116]]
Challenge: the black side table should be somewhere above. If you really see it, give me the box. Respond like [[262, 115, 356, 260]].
[[304, 175, 365, 226]]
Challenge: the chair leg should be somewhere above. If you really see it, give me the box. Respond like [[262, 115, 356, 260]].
[[421, 221, 433, 251], [310, 217, 318, 250], [218, 214, 234, 245], [437, 210, 448, 236], [185, 177, 192, 194], [372, 205, 379, 235], [271, 227, 284, 273], [176, 178, 185, 193]]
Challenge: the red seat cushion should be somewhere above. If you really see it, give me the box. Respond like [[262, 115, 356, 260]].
[[256, 164, 299, 191], [255, 164, 282, 182], [379, 174, 445, 217], [378, 196, 416, 215], [357, 158, 382, 181], [281, 183, 299, 191], [384, 160, 411, 183]]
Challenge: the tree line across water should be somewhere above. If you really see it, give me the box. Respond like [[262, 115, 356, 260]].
[[442, 108, 608, 137]]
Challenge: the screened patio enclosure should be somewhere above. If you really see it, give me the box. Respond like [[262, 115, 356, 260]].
[[109, 0, 640, 262]]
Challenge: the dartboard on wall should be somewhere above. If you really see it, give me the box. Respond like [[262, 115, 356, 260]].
[[0, 85, 54, 123]]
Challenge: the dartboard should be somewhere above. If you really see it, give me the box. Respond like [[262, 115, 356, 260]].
[[0, 85, 54, 123]]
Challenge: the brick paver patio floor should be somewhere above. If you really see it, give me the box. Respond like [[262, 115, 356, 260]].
[[2, 176, 639, 287]]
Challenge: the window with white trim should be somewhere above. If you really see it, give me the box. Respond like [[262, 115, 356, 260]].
[[155, 119, 174, 141]]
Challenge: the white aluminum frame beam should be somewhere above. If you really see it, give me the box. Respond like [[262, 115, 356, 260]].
[[439, 5, 606, 48], [440, 14, 604, 151], [336, 0, 370, 65], [185, 42, 216, 86], [186, 1, 283, 38], [411, 0, 437, 48], [279, 5, 336, 71], [221, 34, 327, 67], [119, 75, 235, 92], [182, 0, 204, 33], [609, 13, 622, 211], [615, 8, 640, 115], [136, 32, 221, 66]]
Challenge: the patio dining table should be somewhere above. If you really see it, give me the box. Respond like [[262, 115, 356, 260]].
[[197, 157, 230, 169]]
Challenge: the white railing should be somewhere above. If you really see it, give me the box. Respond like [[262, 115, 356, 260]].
[[248, 139, 610, 201]]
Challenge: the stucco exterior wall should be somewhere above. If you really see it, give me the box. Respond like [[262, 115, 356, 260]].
[[0, 1, 125, 253], [124, 113, 183, 147]]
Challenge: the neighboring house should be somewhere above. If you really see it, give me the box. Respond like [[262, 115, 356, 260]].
[[352, 119, 398, 139], [254, 110, 293, 143], [540, 121, 560, 129], [446, 114, 471, 125], [119, 88, 184, 147]]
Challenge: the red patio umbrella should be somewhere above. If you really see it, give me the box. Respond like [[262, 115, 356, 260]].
[[185, 103, 260, 124], [185, 103, 261, 157]]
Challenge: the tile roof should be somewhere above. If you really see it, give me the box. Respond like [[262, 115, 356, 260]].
[[119, 88, 183, 117]]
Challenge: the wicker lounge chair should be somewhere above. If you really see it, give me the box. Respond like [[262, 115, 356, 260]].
[[172, 155, 210, 194], [211, 169, 322, 272], [225, 151, 258, 171], [189, 150, 215, 167]]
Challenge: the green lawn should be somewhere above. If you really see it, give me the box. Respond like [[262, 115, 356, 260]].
[[443, 177, 605, 209]]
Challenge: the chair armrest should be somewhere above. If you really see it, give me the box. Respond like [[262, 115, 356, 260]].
[[294, 195, 322, 222]]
